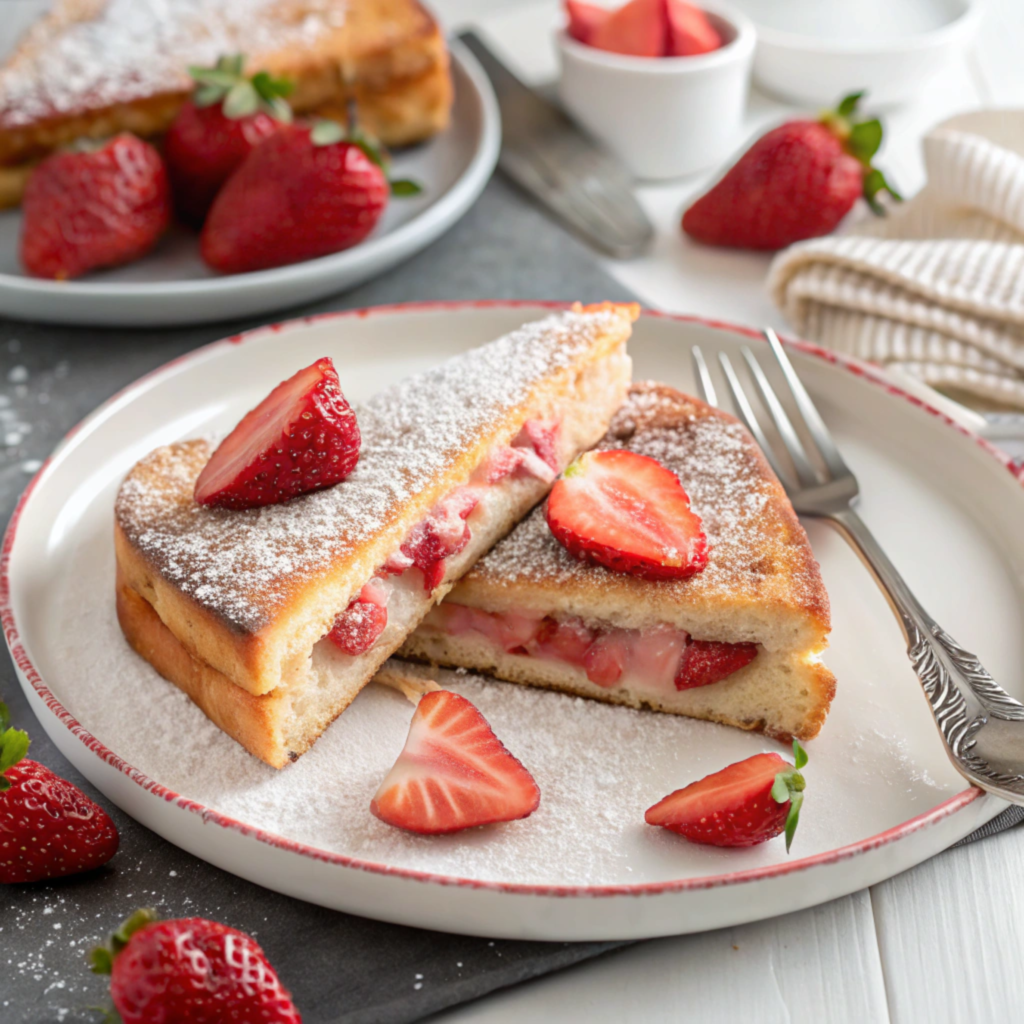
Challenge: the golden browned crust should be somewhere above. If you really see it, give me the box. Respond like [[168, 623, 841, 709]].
[[0, 0, 453, 206], [114, 306, 637, 698], [117, 569, 292, 768]]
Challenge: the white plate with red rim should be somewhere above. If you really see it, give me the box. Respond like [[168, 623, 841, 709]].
[[2, 301, 1018, 941], [0, 43, 499, 329]]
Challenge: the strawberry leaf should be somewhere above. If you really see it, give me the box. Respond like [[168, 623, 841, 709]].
[[784, 790, 804, 852], [863, 167, 903, 215], [0, 700, 30, 789], [836, 91, 865, 119], [311, 119, 347, 147], [847, 119, 883, 165], [192, 84, 226, 108], [89, 909, 159, 974], [218, 53, 245, 77], [223, 81, 260, 119], [793, 739, 808, 769], [391, 178, 423, 197]]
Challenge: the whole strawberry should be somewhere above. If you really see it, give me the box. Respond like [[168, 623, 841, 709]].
[[20, 134, 171, 279], [91, 909, 302, 1023], [682, 92, 900, 250], [165, 53, 292, 225], [0, 702, 119, 883], [200, 119, 421, 274]]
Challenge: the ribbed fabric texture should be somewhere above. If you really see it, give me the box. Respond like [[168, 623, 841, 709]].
[[769, 111, 1024, 408]]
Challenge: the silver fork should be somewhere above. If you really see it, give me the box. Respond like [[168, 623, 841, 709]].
[[692, 330, 1024, 804]]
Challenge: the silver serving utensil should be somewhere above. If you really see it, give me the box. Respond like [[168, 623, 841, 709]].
[[692, 330, 1024, 804], [458, 30, 654, 259]]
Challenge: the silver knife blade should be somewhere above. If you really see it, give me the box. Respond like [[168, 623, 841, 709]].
[[458, 29, 654, 259]]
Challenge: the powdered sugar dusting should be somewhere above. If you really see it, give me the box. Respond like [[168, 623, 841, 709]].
[[0, 0, 350, 130], [115, 309, 622, 631], [470, 383, 823, 612]]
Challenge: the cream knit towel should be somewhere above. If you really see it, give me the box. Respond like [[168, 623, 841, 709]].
[[769, 110, 1024, 409]]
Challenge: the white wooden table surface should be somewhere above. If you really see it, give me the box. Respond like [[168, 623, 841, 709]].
[[425, 1, 1024, 1021]]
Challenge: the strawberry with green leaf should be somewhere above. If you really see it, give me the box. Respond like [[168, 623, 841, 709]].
[[90, 909, 302, 1023], [165, 53, 294, 225], [201, 117, 422, 274], [645, 741, 809, 851], [0, 701, 119, 883], [682, 91, 901, 250]]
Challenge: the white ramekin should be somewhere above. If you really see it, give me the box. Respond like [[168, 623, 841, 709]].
[[555, 4, 755, 181]]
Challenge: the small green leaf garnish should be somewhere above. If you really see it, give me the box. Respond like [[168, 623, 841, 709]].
[[188, 53, 293, 122], [562, 457, 585, 479], [819, 90, 901, 217], [0, 700, 30, 792], [390, 179, 423, 197], [89, 909, 159, 975], [310, 119, 347, 147], [835, 91, 864, 119], [792, 739, 808, 770], [222, 81, 260, 119], [846, 119, 883, 164], [771, 742, 809, 853]]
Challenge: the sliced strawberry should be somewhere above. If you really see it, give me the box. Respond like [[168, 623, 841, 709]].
[[480, 447, 525, 484], [645, 742, 808, 850], [590, 0, 669, 56], [565, 0, 610, 43], [194, 357, 359, 510], [515, 419, 561, 473], [583, 632, 630, 687], [533, 616, 595, 665], [676, 639, 758, 690], [371, 690, 541, 834], [401, 488, 479, 592], [327, 580, 388, 656], [546, 449, 708, 580], [667, 0, 722, 56]]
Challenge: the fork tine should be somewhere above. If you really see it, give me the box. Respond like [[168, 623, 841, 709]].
[[717, 352, 792, 488], [691, 346, 718, 407], [763, 329, 850, 479], [741, 347, 823, 488]]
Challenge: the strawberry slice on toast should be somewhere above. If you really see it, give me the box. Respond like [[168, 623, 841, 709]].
[[546, 448, 708, 580], [371, 690, 541, 834], [194, 356, 360, 510]]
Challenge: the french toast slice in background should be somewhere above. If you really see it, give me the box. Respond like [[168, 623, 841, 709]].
[[0, 0, 453, 207]]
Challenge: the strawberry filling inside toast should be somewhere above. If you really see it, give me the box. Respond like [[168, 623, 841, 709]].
[[325, 419, 563, 657], [421, 603, 759, 693]]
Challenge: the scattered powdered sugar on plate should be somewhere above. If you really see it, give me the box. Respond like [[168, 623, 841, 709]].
[[43, 525, 954, 889]]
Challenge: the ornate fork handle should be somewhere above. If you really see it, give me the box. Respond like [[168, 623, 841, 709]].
[[828, 508, 1024, 802]]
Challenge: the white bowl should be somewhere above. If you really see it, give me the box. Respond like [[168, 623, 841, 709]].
[[746, 0, 981, 107], [555, 5, 756, 181]]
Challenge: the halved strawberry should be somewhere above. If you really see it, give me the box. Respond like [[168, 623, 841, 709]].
[[328, 580, 388, 656], [676, 639, 757, 690], [565, 0, 609, 44], [589, 0, 669, 56], [667, 0, 722, 56], [194, 357, 359, 510], [371, 690, 540, 834], [645, 742, 808, 850], [546, 449, 708, 580]]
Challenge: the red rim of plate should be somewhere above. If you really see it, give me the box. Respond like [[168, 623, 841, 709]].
[[0, 300, 1004, 899]]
